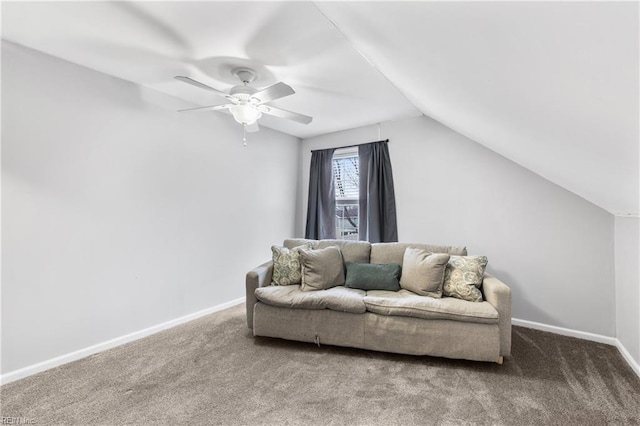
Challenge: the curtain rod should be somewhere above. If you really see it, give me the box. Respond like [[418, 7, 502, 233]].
[[310, 139, 389, 153]]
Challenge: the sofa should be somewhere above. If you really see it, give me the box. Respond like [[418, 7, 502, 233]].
[[246, 239, 512, 364]]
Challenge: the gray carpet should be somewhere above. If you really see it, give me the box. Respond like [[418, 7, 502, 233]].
[[2, 304, 639, 425]]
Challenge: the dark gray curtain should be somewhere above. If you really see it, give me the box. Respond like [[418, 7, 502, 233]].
[[305, 148, 337, 239], [359, 141, 398, 243]]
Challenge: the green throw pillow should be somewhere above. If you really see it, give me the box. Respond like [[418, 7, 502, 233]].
[[443, 255, 488, 302], [271, 244, 312, 286], [345, 262, 402, 291]]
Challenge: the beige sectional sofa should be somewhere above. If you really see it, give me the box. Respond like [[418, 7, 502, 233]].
[[246, 239, 512, 364]]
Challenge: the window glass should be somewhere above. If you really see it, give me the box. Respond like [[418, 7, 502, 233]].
[[333, 150, 359, 240]]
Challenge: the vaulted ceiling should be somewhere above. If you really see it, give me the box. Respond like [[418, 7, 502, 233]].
[[2, 2, 638, 215]]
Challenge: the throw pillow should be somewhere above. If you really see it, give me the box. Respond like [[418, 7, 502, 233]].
[[399, 248, 450, 298], [442, 255, 488, 303], [345, 262, 402, 291], [271, 244, 312, 286], [299, 245, 345, 291]]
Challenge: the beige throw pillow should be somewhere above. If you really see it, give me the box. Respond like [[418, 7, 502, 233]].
[[299, 245, 345, 291], [400, 248, 450, 298], [271, 244, 312, 286], [443, 255, 488, 303]]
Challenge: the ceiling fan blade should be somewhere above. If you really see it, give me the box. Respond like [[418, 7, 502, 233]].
[[174, 76, 229, 98], [177, 104, 231, 113], [250, 82, 295, 104], [245, 122, 260, 133], [260, 105, 313, 124]]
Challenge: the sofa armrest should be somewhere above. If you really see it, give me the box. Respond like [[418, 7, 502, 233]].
[[482, 274, 512, 356], [246, 260, 273, 329]]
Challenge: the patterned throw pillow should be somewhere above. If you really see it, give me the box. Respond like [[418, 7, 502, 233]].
[[442, 255, 488, 302], [271, 244, 312, 286]]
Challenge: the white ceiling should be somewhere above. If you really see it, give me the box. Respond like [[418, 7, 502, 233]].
[[2, 1, 638, 215], [1, 1, 421, 138]]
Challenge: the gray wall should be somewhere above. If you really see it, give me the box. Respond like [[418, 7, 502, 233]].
[[299, 116, 615, 336], [615, 217, 640, 364], [1, 41, 300, 374]]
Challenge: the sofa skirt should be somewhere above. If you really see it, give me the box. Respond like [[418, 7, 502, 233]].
[[253, 302, 501, 363]]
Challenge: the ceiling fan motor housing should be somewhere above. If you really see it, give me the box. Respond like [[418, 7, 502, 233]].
[[230, 85, 258, 102]]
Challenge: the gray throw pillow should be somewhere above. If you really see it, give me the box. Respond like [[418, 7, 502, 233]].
[[299, 245, 345, 291], [442, 255, 488, 303], [271, 244, 312, 286], [400, 248, 450, 298]]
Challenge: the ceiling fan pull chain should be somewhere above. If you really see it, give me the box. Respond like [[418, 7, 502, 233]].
[[243, 124, 247, 147]]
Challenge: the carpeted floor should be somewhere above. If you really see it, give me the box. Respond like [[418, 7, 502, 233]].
[[2, 304, 639, 425]]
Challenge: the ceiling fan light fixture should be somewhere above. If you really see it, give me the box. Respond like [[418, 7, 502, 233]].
[[230, 104, 262, 125]]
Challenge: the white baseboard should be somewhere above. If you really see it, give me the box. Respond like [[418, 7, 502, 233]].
[[513, 317, 639, 378], [512, 318, 618, 346], [615, 340, 640, 378], [0, 297, 246, 386]]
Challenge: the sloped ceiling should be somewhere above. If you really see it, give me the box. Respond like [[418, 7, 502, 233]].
[[2, 2, 638, 215], [316, 1, 639, 216]]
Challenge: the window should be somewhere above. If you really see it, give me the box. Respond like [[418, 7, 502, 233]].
[[333, 149, 359, 240]]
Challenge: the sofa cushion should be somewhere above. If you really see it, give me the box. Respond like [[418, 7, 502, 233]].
[[284, 238, 371, 263], [364, 289, 498, 324], [370, 243, 467, 265], [255, 285, 367, 314], [299, 245, 345, 291], [443, 255, 488, 303], [399, 249, 450, 298], [345, 262, 401, 291], [271, 244, 312, 286]]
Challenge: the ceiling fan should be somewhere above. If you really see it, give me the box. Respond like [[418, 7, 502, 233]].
[[174, 68, 312, 133]]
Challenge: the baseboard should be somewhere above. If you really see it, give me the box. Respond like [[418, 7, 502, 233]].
[[0, 297, 246, 386], [512, 318, 618, 346], [616, 340, 640, 378], [513, 317, 640, 378]]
